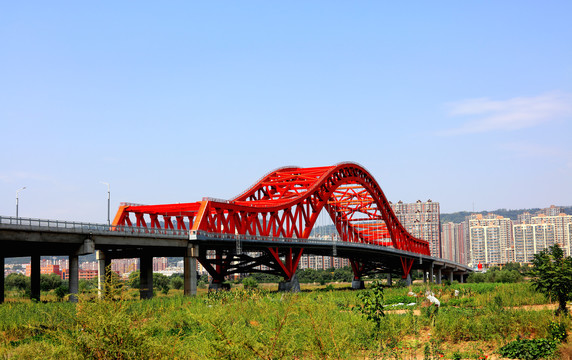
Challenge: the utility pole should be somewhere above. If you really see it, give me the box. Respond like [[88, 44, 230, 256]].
[[16, 187, 26, 219]]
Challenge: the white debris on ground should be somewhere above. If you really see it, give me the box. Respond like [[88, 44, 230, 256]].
[[454, 290, 459, 297], [384, 302, 417, 307], [425, 291, 441, 307], [407, 291, 417, 297]]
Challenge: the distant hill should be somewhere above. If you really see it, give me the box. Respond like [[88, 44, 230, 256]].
[[440, 206, 572, 224]]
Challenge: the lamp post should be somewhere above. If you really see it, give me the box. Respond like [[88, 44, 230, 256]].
[[100, 182, 110, 226], [16, 187, 26, 219]]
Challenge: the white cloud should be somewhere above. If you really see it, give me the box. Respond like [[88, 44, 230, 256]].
[[438, 92, 572, 135]]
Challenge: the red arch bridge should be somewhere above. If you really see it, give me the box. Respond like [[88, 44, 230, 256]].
[[0, 163, 471, 302]]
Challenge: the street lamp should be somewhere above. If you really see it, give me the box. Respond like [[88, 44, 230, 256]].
[[100, 182, 110, 226], [16, 187, 26, 219]]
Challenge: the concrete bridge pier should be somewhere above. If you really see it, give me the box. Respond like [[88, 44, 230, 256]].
[[139, 254, 154, 299], [436, 268, 442, 285], [278, 273, 300, 292], [351, 279, 365, 289], [96, 250, 111, 298], [448, 271, 454, 283], [69, 254, 79, 302], [423, 270, 427, 283], [386, 273, 392, 286], [183, 251, 197, 296], [405, 273, 412, 286], [0, 257, 4, 303], [428, 266, 434, 284], [31, 254, 41, 301]]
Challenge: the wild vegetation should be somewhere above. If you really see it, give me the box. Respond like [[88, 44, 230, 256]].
[[1, 278, 570, 359]]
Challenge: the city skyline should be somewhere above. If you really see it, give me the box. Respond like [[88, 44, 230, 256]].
[[1, 2, 571, 222]]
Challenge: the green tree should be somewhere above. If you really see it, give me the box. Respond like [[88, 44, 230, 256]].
[[153, 273, 170, 294], [531, 244, 572, 315], [170, 276, 184, 290], [128, 271, 140, 289], [5, 273, 30, 291], [40, 273, 64, 291]]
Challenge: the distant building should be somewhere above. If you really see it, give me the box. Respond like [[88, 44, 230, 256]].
[[531, 213, 572, 256], [299, 255, 349, 270], [391, 200, 441, 257], [441, 222, 467, 264], [468, 214, 514, 266], [153, 257, 168, 272], [25, 264, 62, 277], [538, 205, 562, 217], [513, 223, 555, 263], [61, 269, 98, 280], [517, 212, 532, 225]]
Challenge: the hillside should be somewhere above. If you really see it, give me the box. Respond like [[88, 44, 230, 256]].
[[440, 206, 572, 224]]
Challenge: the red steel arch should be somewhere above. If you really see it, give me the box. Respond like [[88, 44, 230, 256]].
[[112, 163, 430, 280]]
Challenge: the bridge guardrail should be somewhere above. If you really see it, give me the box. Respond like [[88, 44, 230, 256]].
[[0, 216, 188, 238]]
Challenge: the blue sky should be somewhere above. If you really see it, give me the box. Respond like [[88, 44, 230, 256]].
[[1, 1, 571, 222]]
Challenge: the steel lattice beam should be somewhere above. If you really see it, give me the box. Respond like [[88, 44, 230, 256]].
[[112, 163, 431, 280]]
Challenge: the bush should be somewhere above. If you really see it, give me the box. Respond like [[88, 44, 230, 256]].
[[40, 274, 64, 291], [498, 338, 558, 360], [357, 280, 385, 330], [170, 276, 184, 290], [5, 273, 30, 291], [54, 285, 69, 301], [242, 277, 258, 289]]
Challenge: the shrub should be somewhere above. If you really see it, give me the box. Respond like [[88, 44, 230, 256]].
[[170, 276, 184, 290], [498, 337, 558, 360], [242, 277, 258, 289], [54, 285, 69, 301], [357, 280, 385, 330]]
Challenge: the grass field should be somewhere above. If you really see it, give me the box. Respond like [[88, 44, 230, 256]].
[[1, 281, 570, 359]]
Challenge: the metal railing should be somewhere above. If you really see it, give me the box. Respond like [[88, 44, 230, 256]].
[[0, 216, 188, 238]]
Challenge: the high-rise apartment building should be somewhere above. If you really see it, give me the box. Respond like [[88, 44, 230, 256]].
[[531, 213, 572, 256], [517, 212, 532, 225], [298, 255, 349, 270], [539, 205, 562, 217], [513, 223, 555, 263], [468, 214, 513, 266], [441, 222, 467, 264], [391, 200, 441, 257]]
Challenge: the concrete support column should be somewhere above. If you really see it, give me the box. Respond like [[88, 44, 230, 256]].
[[183, 256, 197, 296], [140, 255, 153, 299], [386, 273, 392, 286], [423, 270, 427, 283], [351, 279, 365, 289], [96, 250, 110, 298], [69, 254, 79, 303], [31, 254, 41, 301], [0, 257, 4, 304], [437, 268, 442, 285], [449, 271, 454, 283], [405, 273, 412, 286], [459, 274, 465, 284], [278, 273, 300, 292], [429, 265, 434, 284]]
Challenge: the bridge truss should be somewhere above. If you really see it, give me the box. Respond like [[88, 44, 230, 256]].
[[113, 163, 431, 284]]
